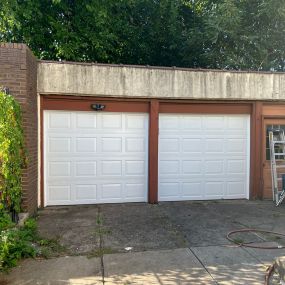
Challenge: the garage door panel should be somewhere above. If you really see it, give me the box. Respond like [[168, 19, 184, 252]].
[[75, 137, 97, 152], [159, 114, 250, 201], [159, 138, 180, 152], [125, 114, 146, 129], [48, 185, 71, 202], [49, 112, 71, 129], [182, 182, 203, 198], [48, 161, 71, 177], [227, 139, 247, 153], [101, 114, 122, 128], [227, 116, 248, 129], [45, 111, 148, 206], [76, 113, 97, 128], [75, 161, 97, 176], [182, 160, 202, 174], [125, 160, 145, 175], [101, 184, 122, 199], [125, 137, 146, 152], [226, 181, 246, 197], [75, 185, 97, 200], [205, 139, 224, 152], [182, 116, 202, 129], [48, 137, 71, 153], [125, 183, 146, 199], [227, 160, 246, 174], [205, 182, 225, 198], [203, 117, 225, 129], [205, 160, 224, 174]]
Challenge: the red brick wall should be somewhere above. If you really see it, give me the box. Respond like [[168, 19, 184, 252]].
[[0, 43, 38, 214]]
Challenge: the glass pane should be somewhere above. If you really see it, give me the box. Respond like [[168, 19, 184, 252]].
[[266, 124, 285, 160]]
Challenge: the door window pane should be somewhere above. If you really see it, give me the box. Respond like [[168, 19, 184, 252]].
[[266, 125, 285, 160]]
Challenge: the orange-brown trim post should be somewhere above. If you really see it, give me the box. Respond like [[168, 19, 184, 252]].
[[40, 95, 44, 207], [250, 102, 263, 199], [148, 99, 159, 203]]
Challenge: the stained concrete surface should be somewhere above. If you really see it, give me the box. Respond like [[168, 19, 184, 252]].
[[38, 61, 285, 101], [1, 256, 102, 285], [2, 200, 285, 284], [104, 248, 216, 285]]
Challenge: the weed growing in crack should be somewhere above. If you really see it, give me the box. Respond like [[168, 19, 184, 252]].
[[92, 212, 114, 257]]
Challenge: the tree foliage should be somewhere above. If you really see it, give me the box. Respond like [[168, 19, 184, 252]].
[[0, 90, 26, 213], [0, 0, 285, 71]]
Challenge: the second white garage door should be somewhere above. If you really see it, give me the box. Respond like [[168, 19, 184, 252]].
[[44, 111, 148, 206], [158, 114, 250, 201]]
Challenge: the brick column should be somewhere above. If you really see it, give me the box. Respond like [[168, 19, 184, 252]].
[[0, 43, 38, 214]]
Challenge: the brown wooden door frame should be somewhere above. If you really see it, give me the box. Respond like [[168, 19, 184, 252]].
[[262, 117, 285, 162], [40, 95, 254, 207], [261, 117, 285, 199]]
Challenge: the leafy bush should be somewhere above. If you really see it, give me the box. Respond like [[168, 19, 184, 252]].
[[0, 214, 67, 271], [0, 215, 37, 271], [0, 89, 26, 213]]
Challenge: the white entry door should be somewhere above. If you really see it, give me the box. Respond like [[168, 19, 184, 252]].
[[158, 114, 250, 201], [44, 111, 148, 206]]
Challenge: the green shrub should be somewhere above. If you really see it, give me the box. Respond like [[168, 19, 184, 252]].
[[0, 89, 26, 213], [0, 212, 14, 231], [0, 215, 67, 271], [0, 216, 37, 271]]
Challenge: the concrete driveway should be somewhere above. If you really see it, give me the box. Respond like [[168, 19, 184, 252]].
[[2, 200, 285, 284]]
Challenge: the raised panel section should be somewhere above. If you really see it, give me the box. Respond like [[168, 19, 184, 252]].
[[227, 160, 245, 174], [159, 183, 180, 198], [182, 183, 203, 198], [125, 184, 145, 199], [227, 117, 246, 129], [182, 161, 202, 174], [203, 117, 225, 129], [205, 160, 223, 174], [48, 186, 70, 201], [126, 115, 145, 129], [75, 162, 96, 176], [49, 112, 71, 129], [182, 139, 203, 153], [102, 114, 122, 128], [182, 116, 202, 129], [125, 161, 145, 175], [205, 139, 224, 153], [205, 182, 224, 197], [227, 182, 245, 196], [102, 184, 122, 199], [102, 138, 122, 152], [126, 138, 145, 152], [49, 138, 71, 153], [76, 113, 96, 128], [49, 162, 70, 177], [160, 138, 179, 152], [160, 160, 179, 174], [159, 116, 179, 130], [102, 161, 122, 175], [76, 138, 96, 152], [227, 139, 246, 153], [76, 185, 97, 200]]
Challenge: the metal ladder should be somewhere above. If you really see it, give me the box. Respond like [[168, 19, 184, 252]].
[[269, 129, 285, 206]]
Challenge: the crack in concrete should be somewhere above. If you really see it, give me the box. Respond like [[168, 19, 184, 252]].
[[188, 247, 220, 285], [98, 206, 105, 284]]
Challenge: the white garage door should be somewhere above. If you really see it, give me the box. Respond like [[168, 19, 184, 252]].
[[44, 111, 148, 206], [159, 114, 250, 201]]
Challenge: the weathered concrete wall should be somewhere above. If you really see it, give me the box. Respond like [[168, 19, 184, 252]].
[[38, 61, 285, 101]]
